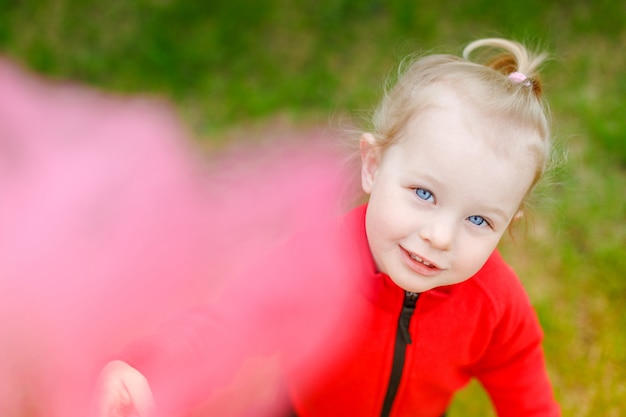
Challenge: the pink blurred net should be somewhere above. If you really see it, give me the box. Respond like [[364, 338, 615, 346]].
[[0, 58, 362, 417]]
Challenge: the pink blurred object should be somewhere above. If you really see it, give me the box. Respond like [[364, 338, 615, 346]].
[[0, 57, 212, 416], [0, 58, 359, 417]]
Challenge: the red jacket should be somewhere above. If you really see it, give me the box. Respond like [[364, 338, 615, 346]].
[[123, 204, 559, 417], [288, 204, 560, 417]]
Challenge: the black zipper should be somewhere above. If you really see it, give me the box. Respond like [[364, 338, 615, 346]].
[[380, 291, 419, 417]]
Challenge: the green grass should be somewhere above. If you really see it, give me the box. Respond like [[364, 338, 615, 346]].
[[2, 1, 625, 415]]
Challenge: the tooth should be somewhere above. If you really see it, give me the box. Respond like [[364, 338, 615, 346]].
[[410, 252, 430, 266]]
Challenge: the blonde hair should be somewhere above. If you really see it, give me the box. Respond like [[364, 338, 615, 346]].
[[369, 38, 552, 198]]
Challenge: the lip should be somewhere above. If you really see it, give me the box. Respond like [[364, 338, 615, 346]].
[[400, 246, 443, 277]]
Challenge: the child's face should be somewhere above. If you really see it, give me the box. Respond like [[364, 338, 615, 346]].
[[360, 90, 537, 293]]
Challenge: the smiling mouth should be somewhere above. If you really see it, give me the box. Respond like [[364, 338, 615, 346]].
[[404, 248, 441, 270]]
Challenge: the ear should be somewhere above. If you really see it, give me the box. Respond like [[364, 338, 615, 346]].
[[512, 210, 524, 220], [360, 133, 381, 194]]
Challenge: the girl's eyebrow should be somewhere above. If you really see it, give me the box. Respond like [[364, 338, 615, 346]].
[[404, 169, 444, 188], [477, 206, 510, 222]]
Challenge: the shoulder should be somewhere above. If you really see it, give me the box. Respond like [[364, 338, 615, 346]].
[[292, 204, 370, 268], [468, 250, 528, 301], [284, 204, 365, 259], [452, 250, 536, 324], [416, 250, 544, 369], [263, 204, 369, 293]]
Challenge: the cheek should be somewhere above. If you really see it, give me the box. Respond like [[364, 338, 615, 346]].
[[368, 202, 407, 240], [455, 237, 501, 275], [365, 205, 388, 243], [365, 203, 404, 254]]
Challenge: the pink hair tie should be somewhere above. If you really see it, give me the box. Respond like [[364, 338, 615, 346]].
[[508, 71, 532, 87]]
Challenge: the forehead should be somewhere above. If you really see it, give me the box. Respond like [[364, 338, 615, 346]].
[[395, 106, 513, 179], [385, 92, 537, 211], [398, 87, 538, 164]]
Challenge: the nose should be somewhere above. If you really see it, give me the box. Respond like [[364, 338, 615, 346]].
[[418, 214, 455, 251]]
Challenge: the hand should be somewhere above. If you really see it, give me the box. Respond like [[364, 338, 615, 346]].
[[95, 360, 155, 417]]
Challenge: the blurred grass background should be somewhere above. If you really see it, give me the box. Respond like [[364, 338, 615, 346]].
[[1, 0, 624, 415]]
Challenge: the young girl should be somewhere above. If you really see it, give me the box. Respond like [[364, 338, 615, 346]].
[[97, 38, 560, 417]]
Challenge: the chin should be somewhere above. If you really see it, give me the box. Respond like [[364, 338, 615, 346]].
[[391, 277, 439, 294]]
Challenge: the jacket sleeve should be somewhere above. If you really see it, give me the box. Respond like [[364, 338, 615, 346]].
[[470, 267, 560, 416], [118, 217, 363, 416]]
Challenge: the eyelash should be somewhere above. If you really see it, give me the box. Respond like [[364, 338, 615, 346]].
[[414, 187, 493, 229]]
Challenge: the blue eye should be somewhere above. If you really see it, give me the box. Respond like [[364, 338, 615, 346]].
[[468, 215, 488, 227], [415, 188, 434, 202]]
